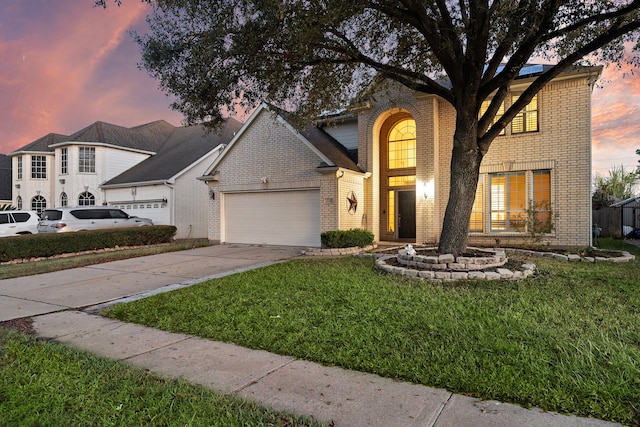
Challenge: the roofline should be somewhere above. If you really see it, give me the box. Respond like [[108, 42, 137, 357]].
[[49, 141, 157, 155], [171, 145, 225, 182], [100, 180, 170, 189], [202, 103, 336, 177], [351, 64, 604, 109], [8, 150, 53, 157], [201, 103, 268, 175]]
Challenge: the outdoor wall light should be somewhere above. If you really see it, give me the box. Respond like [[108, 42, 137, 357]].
[[208, 188, 215, 200], [418, 179, 435, 200]]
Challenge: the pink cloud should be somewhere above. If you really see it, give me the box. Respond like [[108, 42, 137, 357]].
[[2, 2, 639, 180], [0, 1, 183, 154]]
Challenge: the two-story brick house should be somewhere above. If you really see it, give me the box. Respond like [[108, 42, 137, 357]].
[[200, 64, 601, 248]]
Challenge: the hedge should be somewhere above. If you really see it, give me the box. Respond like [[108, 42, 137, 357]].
[[0, 225, 177, 262], [320, 228, 375, 249]]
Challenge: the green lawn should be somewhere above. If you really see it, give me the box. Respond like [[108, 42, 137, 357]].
[[0, 329, 322, 427], [103, 239, 640, 425]]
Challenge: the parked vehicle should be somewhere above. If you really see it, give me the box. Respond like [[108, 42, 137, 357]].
[[0, 210, 40, 237], [38, 207, 153, 233]]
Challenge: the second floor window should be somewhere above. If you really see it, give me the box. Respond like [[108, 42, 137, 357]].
[[511, 94, 539, 134], [480, 99, 505, 135], [31, 155, 46, 179], [61, 148, 68, 174], [79, 147, 96, 173], [17, 156, 22, 179]]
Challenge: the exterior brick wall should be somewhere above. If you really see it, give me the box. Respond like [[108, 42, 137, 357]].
[[207, 108, 339, 242], [354, 72, 596, 248]]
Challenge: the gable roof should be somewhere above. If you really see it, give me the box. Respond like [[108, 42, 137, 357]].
[[102, 118, 243, 187], [271, 107, 361, 171], [10, 133, 69, 155], [201, 104, 361, 179], [0, 154, 12, 200]]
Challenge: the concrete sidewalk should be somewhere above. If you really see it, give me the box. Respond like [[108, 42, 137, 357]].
[[2, 244, 623, 426], [32, 311, 619, 427]]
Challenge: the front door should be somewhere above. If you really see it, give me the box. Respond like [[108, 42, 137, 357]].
[[397, 190, 416, 239]]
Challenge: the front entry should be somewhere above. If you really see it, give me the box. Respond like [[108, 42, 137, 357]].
[[397, 190, 416, 239]]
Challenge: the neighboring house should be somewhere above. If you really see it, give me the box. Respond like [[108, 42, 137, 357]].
[[9, 119, 240, 239], [0, 154, 12, 205], [101, 119, 243, 239], [200, 64, 601, 248], [610, 196, 640, 236]]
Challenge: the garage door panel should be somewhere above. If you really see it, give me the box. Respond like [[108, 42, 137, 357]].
[[224, 190, 320, 247]]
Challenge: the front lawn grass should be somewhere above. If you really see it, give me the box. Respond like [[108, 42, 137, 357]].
[[104, 240, 640, 425], [0, 329, 321, 427]]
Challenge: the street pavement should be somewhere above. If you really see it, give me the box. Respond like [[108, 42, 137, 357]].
[[0, 244, 622, 427]]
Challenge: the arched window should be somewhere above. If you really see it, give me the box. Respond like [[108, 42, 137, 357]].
[[60, 192, 68, 207], [78, 191, 95, 206], [388, 119, 416, 169], [16, 196, 22, 210], [31, 195, 46, 213]]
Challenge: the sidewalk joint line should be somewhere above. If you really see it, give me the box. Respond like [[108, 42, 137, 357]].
[[424, 392, 452, 427], [231, 358, 297, 394]]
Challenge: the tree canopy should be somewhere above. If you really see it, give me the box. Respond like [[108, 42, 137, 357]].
[[99, 0, 640, 254]]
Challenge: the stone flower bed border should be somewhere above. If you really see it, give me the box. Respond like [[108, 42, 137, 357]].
[[303, 244, 635, 282], [376, 247, 536, 281], [302, 244, 378, 256], [507, 248, 635, 263]]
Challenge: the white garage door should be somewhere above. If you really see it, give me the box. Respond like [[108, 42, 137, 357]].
[[224, 190, 321, 247]]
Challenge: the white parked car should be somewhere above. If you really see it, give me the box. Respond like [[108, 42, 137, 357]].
[[0, 210, 40, 237], [38, 207, 153, 233]]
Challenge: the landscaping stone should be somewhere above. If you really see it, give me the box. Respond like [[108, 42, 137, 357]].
[[418, 270, 435, 279], [438, 254, 455, 263], [496, 268, 514, 279]]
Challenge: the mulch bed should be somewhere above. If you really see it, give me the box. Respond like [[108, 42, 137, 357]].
[[0, 317, 35, 334]]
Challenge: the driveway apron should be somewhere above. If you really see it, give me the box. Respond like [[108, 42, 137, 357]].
[[0, 244, 302, 322]]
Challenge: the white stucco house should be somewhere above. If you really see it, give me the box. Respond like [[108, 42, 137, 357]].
[[9, 119, 241, 239]]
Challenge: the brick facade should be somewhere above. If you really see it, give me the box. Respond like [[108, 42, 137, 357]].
[[356, 70, 597, 247], [206, 69, 598, 248]]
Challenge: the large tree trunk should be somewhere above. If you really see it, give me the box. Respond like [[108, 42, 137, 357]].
[[438, 116, 484, 256]]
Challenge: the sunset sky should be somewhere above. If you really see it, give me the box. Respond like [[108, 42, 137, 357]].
[[1, 0, 639, 178]]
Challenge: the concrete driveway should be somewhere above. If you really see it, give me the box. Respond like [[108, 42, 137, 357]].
[[0, 244, 302, 322]]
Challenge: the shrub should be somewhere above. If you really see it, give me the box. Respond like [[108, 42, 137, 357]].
[[0, 225, 176, 262], [321, 228, 374, 248]]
